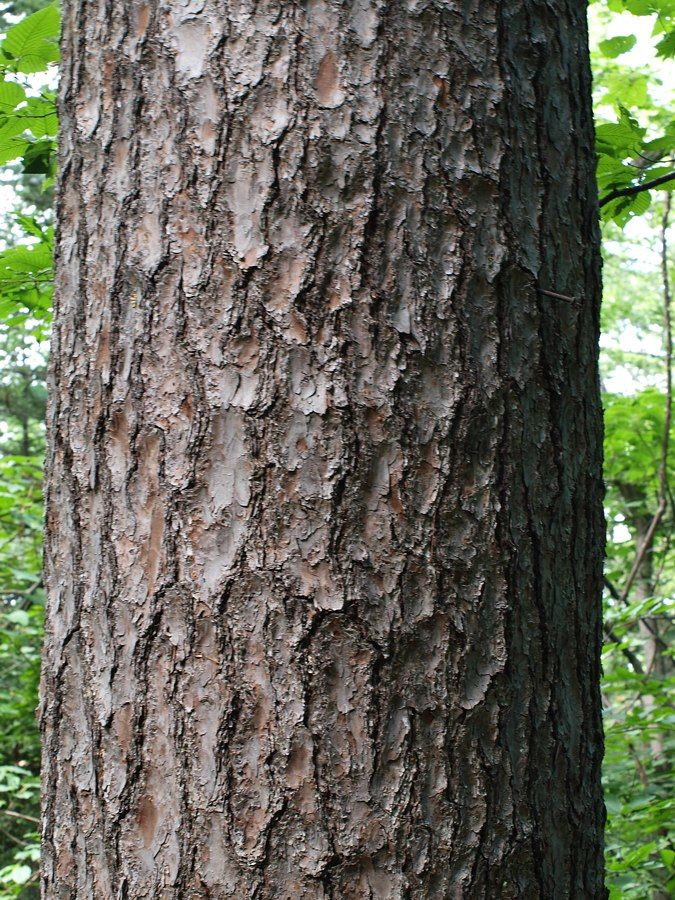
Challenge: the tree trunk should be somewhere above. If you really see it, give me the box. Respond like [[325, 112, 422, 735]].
[[41, 1, 606, 897]]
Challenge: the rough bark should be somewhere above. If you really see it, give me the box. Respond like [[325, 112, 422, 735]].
[[41, 1, 606, 897]]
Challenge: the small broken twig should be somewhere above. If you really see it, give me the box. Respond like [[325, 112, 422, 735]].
[[538, 287, 577, 302]]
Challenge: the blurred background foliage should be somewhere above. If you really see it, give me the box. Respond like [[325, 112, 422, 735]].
[[590, 2, 675, 896], [0, 0, 674, 897], [0, 0, 53, 895]]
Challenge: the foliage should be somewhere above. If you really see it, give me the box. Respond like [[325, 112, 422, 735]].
[[588, 6, 675, 892], [591, 0, 675, 225], [0, 5, 57, 177], [0, 448, 42, 897], [0, 216, 52, 336], [0, 6, 55, 895], [603, 378, 675, 898], [0, 458, 42, 899]]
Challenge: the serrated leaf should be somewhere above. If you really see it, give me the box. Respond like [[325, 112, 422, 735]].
[[11, 42, 59, 74], [599, 35, 638, 58], [1, 6, 60, 74], [0, 136, 30, 166], [14, 214, 45, 240], [596, 122, 644, 157], [596, 155, 628, 177], [0, 115, 30, 141], [628, 189, 651, 216], [602, 195, 636, 226], [596, 156, 634, 193], [0, 79, 26, 114], [0, 243, 53, 274]]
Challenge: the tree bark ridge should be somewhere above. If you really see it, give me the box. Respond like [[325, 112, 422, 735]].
[[41, 1, 605, 897]]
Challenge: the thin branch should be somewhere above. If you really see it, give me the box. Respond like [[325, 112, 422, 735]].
[[0, 575, 42, 600], [599, 170, 675, 208], [603, 575, 623, 603], [603, 622, 644, 674], [538, 287, 576, 302], [629, 155, 675, 169], [605, 572, 668, 643], [652, 482, 675, 592], [0, 809, 40, 825], [0, 825, 30, 848], [618, 194, 673, 606], [627, 742, 650, 788]]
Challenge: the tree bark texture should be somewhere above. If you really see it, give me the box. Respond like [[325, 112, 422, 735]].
[[41, 1, 606, 897]]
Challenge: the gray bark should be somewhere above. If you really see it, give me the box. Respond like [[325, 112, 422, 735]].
[[41, 1, 606, 897]]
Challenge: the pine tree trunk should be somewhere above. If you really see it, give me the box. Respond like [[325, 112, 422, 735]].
[[41, 1, 606, 897]]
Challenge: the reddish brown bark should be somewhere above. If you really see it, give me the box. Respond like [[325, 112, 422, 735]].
[[42, 1, 606, 896]]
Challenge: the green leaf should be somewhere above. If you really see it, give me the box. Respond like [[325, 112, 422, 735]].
[[0, 136, 30, 166], [605, 794, 623, 815], [0, 113, 32, 165], [0, 242, 53, 275], [20, 96, 58, 138], [14, 214, 46, 240], [623, 0, 657, 13], [599, 35, 638, 58], [7, 863, 31, 884], [4, 610, 30, 627], [596, 120, 644, 158], [1, 6, 60, 74], [22, 139, 55, 175], [623, 840, 659, 866], [0, 80, 25, 114], [627, 188, 651, 216], [655, 29, 675, 58], [596, 156, 634, 194]]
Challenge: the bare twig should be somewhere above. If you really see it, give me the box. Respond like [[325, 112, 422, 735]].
[[603, 622, 644, 674], [0, 825, 30, 848], [603, 575, 622, 603], [0, 809, 40, 825], [0, 576, 42, 601], [630, 154, 675, 169], [600, 170, 675, 208], [538, 288, 576, 302], [627, 742, 650, 788]]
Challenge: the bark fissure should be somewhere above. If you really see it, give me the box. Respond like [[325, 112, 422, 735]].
[[42, 1, 605, 896]]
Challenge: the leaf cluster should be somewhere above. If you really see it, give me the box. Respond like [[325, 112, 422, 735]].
[[592, 0, 675, 223]]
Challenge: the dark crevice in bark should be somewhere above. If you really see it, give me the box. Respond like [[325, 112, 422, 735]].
[[42, 2, 604, 896]]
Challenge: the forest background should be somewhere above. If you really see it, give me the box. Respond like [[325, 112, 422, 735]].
[[0, 1, 673, 897]]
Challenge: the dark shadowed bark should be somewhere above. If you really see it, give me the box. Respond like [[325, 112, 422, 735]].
[[41, 1, 606, 897]]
